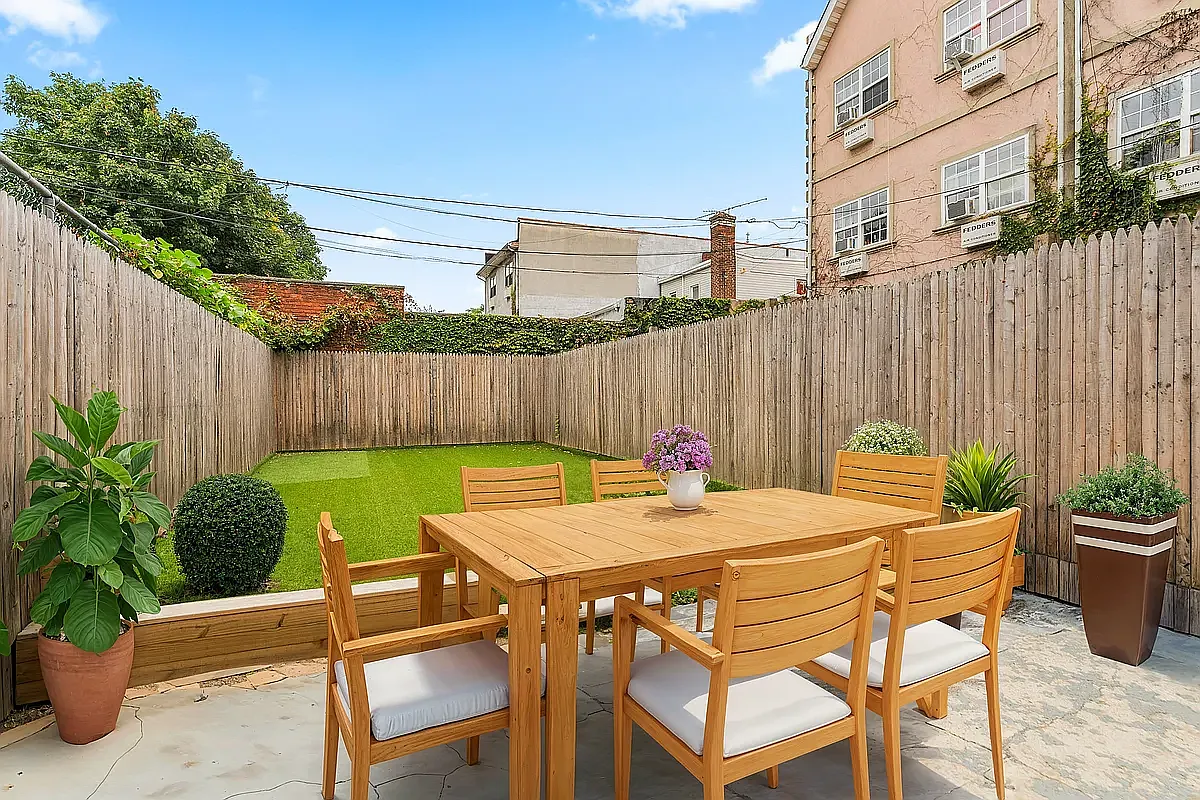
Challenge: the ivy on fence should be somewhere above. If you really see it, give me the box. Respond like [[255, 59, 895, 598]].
[[263, 294, 781, 355]]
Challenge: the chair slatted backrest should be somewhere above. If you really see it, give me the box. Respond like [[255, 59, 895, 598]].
[[892, 508, 1021, 628], [590, 459, 664, 501], [317, 512, 359, 654], [460, 463, 567, 512], [712, 538, 885, 680], [831, 450, 949, 516]]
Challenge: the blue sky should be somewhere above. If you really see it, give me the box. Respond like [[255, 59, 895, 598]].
[[0, 0, 820, 310]]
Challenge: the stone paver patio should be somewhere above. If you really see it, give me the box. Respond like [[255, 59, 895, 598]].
[[1, 594, 1198, 800]]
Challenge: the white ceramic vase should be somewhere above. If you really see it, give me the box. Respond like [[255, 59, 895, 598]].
[[657, 469, 711, 511]]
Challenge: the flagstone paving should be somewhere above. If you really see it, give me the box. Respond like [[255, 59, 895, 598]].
[[1, 593, 1198, 799]]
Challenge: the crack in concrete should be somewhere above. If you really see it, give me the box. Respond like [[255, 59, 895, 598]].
[[219, 779, 329, 800], [84, 705, 144, 800]]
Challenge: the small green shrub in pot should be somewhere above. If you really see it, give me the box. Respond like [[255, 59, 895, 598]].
[[1057, 454, 1188, 518], [1057, 454, 1188, 666], [944, 441, 1033, 514], [843, 419, 928, 456], [172, 474, 287, 596]]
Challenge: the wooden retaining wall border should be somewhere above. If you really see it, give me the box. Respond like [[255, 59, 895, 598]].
[[14, 575, 475, 706]]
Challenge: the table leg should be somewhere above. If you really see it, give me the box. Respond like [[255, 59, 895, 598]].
[[417, 519, 443, 650], [508, 582, 543, 800], [545, 579, 580, 800]]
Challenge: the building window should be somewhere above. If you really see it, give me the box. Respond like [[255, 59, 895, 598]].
[[1117, 74, 1195, 170], [941, 135, 1028, 223], [833, 188, 889, 255], [943, 0, 1029, 67], [489, 281, 496, 298], [669, 291, 678, 298], [691, 285, 700, 299], [834, 49, 890, 128], [505, 270, 513, 286]]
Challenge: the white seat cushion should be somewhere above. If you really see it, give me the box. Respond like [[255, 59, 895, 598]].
[[586, 587, 664, 618], [811, 611, 989, 688], [335, 639, 527, 742], [626, 646, 851, 757]]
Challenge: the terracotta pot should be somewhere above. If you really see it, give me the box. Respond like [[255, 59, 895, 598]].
[[1073, 510, 1174, 666], [38, 625, 134, 745]]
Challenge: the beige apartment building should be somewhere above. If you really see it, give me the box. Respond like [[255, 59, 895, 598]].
[[478, 217, 808, 319], [803, 0, 1200, 286]]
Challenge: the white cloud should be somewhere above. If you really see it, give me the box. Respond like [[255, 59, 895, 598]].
[[752, 20, 818, 85], [0, 0, 106, 42], [583, 0, 757, 28], [26, 41, 85, 69]]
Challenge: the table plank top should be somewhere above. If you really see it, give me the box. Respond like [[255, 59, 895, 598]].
[[421, 488, 936, 587]]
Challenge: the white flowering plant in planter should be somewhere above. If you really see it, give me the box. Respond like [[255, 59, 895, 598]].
[[842, 419, 928, 457]]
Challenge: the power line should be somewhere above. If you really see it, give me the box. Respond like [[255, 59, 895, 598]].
[[27, 167, 808, 257], [5, 133, 711, 222]]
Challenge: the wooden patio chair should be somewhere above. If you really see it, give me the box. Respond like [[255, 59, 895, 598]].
[[799, 508, 1021, 800], [613, 537, 886, 800], [692, 451, 949, 638], [317, 513, 524, 800], [587, 459, 667, 654], [831, 449, 949, 518]]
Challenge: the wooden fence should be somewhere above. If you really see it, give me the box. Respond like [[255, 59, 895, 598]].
[[6, 198, 1200, 714], [536, 219, 1200, 637], [0, 195, 276, 716], [273, 350, 543, 451]]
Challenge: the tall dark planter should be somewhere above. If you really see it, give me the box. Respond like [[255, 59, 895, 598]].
[[1072, 510, 1174, 666]]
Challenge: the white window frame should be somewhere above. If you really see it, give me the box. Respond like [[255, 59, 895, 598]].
[[943, 0, 1030, 68], [1115, 69, 1200, 171], [833, 48, 891, 129], [940, 134, 1030, 224], [940, 134, 1030, 225], [833, 188, 890, 255]]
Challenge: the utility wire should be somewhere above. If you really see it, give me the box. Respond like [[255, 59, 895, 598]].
[[30, 169, 807, 258], [5, 133, 710, 222]]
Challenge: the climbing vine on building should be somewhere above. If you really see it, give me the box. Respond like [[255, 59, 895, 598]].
[[997, 88, 1160, 255]]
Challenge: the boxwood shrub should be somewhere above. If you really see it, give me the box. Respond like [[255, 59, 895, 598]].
[[172, 474, 287, 596]]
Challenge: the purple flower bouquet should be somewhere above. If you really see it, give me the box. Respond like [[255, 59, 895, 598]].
[[643, 425, 713, 510], [642, 425, 714, 473]]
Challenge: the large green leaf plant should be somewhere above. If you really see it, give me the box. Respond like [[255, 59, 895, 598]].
[[10, 391, 167, 654]]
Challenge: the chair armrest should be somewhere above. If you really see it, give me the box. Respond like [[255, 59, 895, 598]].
[[348, 552, 456, 583], [878, 569, 896, 592], [342, 614, 507, 662], [875, 589, 896, 614], [614, 596, 724, 669]]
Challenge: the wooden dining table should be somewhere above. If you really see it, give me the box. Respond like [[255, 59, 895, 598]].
[[417, 487, 938, 800]]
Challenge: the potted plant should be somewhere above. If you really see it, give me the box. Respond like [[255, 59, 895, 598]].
[[843, 419, 928, 456], [1057, 454, 1187, 666], [8, 391, 169, 743], [943, 441, 1033, 615], [644, 425, 713, 511]]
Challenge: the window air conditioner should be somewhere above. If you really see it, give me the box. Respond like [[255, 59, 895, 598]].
[[836, 107, 856, 127], [946, 196, 978, 221], [835, 237, 854, 254], [945, 35, 978, 65]]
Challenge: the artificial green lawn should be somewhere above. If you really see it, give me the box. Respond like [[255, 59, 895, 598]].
[[158, 443, 735, 604]]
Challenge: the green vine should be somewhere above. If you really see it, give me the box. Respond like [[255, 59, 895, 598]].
[[997, 87, 1161, 254], [262, 295, 790, 355]]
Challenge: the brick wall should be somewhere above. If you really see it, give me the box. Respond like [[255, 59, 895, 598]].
[[223, 275, 405, 350], [708, 212, 736, 299]]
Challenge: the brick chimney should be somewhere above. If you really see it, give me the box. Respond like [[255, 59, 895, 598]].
[[708, 212, 736, 299]]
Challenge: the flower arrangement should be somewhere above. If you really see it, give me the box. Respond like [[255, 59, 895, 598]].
[[643, 425, 713, 474]]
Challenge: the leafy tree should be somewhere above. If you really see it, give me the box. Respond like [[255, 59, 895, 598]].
[[1, 73, 325, 279]]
